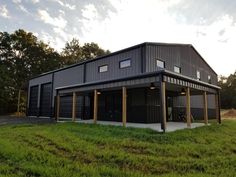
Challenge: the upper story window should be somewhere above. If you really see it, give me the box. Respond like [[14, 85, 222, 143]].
[[99, 65, 108, 73], [120, 59, 131, 68], [197, 70, 201, 80], [208, 75, 211, 83], [174, 66, 181, 73], [156, 59, 165, 68]]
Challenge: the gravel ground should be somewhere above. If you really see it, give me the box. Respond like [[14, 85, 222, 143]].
[[0, 116, 55, 126]]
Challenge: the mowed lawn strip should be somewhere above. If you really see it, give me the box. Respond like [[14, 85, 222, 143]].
[[0, 120, 236, 177]]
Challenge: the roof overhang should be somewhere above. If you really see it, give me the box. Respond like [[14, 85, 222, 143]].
[[56, 70, 220, 94]]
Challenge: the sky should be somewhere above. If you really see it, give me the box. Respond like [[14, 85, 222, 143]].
[[0, 0, 236, 76]]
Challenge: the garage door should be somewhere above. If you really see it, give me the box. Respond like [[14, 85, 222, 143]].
[[40, 83, 52, 117], [59, 95, 72, 119], [28, 85, 39, 116]]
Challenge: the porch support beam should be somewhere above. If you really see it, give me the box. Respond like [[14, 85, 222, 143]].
[[93, 89, 98, 124], [203, 91, 208, 125], [215, 92, 221, 124], [56, 94, 60, 121], [72, 92, 76, 121], [186, 87, 191, 128], [122, 86, 127, 127], [160, 81, 166, 132]]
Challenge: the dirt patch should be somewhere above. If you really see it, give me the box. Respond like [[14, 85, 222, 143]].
[[222, 109, 236, 119]]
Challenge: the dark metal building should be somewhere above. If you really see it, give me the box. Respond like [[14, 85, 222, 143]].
[[27, 42, 221, 131]]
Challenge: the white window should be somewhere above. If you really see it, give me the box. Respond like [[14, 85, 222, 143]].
[[120, 59, 131, 68], [208, 75, 211, 83], [197, 70, 201, 80], [174, 66, 181, 73], [156, 59, 165, 68], [99, 65, 108, 73]]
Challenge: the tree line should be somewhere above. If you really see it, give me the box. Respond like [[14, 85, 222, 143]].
[[0, 29, 110, 115], [218, 72, 236, 109]]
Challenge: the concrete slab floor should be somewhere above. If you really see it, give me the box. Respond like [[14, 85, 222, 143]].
[[75, 119, 205, 132]]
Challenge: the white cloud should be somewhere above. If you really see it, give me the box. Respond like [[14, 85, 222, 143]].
[[19, 5, 29, 14], [53, 0, 76, 10], [0, 5, 10, 18], [81, 4, 98, 20], [31, 0, 39, 4], [12, 0, 22, 4], [78, 0, 235, 76], [38, 9, 67, 28]]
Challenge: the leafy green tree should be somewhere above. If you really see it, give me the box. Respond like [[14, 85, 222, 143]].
[[218, 72, 236, 109], [61, 38, 82, 65], [81, 42, 110, 60], [61, 38, 110, 65], [0, 29, 61, 114]]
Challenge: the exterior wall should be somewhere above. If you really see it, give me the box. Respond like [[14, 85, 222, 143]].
[[85, 48, 142, 82], [145, 44, 217, 85], [53, 65, 84, 105], [173, 95, 216, 109], [190, 49, 217, 85], [173, 94, 216, 119], [28, 73, 53, 109]]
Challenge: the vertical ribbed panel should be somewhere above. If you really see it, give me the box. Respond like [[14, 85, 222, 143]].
[[145, 44, 217, 85], [85, 48, 142, 82]]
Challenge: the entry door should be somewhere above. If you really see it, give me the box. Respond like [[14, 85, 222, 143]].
[[105, 93, 122, 122]]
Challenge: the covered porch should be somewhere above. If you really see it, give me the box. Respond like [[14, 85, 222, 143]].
[[55, 70, 221, 132]]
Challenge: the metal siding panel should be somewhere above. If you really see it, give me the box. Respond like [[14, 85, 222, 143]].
[[208, 94, 216, 109], [29, 74, 53, 87], [53, 65, 84, 106], [146, 44, 218, 85], [85, 48, 142, 82], [190, 48, 217, 84], [59, 95, 73, 118]]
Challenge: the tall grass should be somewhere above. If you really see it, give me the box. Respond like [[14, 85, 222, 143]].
[[0, 121, 235, 176]]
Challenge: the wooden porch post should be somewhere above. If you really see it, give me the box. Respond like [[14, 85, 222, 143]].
[[93, 90, 98, 124], [56, 94, 60, 121], [72, 92, 77, 121], [186, 87, 191, 128], [215, 92, 221, 123], [122, 87, 127, 127], [203, 91, 208, 125], [161, 81, 166, 132]]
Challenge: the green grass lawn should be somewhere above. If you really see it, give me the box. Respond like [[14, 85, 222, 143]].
[[0, 121, 236, 177]]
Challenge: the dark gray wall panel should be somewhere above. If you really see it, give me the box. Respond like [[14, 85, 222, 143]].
[[54, 65, 84, 88], [190, 49, 217, 85], [174, 95, 216, 109], [145, 44, 217, 85], [59, 95, 72, 118], [53, 65, 84, 105], [85, 48, 142, 82], [29, 74, 53, 87]]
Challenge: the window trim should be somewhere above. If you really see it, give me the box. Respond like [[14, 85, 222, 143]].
[[98, 64, 108, 73], [156, 59, 165, 68], [119, 58, 131, 69], [174, 65, 181, 74], [196, 70, 201, 80], [208, 75, 211, 83]]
